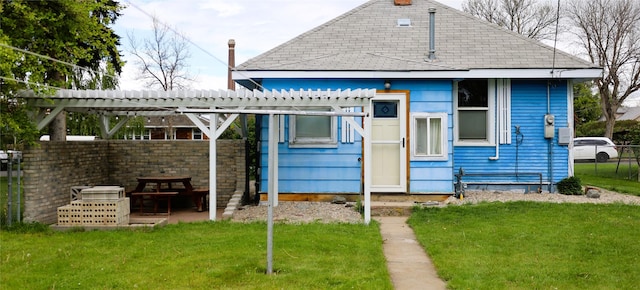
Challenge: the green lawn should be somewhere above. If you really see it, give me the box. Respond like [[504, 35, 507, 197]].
[[3, 162, 639, 289], [409, 202, 640, 290], [6, 203, 639, 290], [1, 176, 23, 226], [574, 162, 640, 196], [0, 221, 391, 289]]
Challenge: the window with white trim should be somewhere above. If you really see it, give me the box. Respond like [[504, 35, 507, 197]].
[[454, 79, 510, 146], [193, 129, 202, 140], [289, 107, 337, 147], [411, 112, 448, 160]]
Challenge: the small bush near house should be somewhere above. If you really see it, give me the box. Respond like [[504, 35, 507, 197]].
[[557, 176, 583, 195]]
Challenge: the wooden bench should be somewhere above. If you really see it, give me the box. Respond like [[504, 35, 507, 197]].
[[190, 188, 209, 211], [130, 191, 178, 215]]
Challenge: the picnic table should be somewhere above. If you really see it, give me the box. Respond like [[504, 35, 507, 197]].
[[130, 176, 207, 214]]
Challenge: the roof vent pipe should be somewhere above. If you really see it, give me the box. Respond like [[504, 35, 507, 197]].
[[428, 8, 436, 60]]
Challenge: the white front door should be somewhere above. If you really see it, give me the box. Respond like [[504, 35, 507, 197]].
[[371, 93, 407, 192]]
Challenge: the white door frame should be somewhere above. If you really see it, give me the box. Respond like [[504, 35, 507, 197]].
[[370, 93, 407, 192]]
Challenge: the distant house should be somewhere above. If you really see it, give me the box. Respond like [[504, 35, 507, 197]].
[[232, 0, 601, 196], [126, 115, 209, 140], [600, 106, 640, 122]]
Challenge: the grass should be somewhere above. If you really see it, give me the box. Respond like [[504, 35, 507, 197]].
[[574, 163, 640, 196], [1, 176, 23, 226], [0, 221, 392, 289], [409, 202, 640, 290]]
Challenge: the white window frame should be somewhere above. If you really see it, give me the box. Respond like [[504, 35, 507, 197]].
[[410, 112, 448, 161], [454, 79, 496, 146], [289, 107, 337, 148], [193, 129, 202, 140]]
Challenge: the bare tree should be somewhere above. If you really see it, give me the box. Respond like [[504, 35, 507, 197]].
[[127, 16, 194, 91], [567, 0, 640, 139], [127, 16, 195, 139], [462, 0, 559, 41]]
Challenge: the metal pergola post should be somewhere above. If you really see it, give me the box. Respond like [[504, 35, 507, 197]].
[[266, 113, 279, 274]]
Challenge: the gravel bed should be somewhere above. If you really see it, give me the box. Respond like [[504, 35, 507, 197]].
[[231, 201, 363, 224], [446, 189, 640, 206], [231, 188, 640, 223]]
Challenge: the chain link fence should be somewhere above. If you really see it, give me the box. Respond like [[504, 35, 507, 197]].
[[575, 144, 640, 181], [1, 151, 23, 227]]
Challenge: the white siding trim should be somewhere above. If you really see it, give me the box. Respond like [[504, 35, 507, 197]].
[[497, 79, 512, 144]]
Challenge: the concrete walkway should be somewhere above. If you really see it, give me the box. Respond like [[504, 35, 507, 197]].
[[375, 216, 447, 290]]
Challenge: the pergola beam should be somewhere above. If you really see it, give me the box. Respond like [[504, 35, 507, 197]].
[[99, 116, 131, 139], [36, 105, 64, 130], [20, 88, 376, 224], [184, 113, 211, 137]]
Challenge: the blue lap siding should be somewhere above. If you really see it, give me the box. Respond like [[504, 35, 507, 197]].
[[257, 78, 570, 194], [453, 80, 570, 191], [406, 80, 454, 193], [258, 79, 375, 193], [258, 79, 455, 194]]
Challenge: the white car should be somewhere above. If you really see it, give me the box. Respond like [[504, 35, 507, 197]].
[[0, 150, 7, 171], [0, 150, 22, 171], [573, 137, 618, 162]]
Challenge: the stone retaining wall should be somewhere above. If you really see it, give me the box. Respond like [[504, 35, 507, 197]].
[[23, 140, 245, 224]]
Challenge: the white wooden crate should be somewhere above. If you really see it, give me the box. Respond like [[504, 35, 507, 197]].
[[81, 186, 125, 201]]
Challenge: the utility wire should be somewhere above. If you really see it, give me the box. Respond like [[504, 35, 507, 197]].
[[551, 0, 561, 76], [2, 0, 272, 94], [0, 46, 225, 111], [0, 76, 69, 91], [123, 0, 264, 91], [2, 1, 281, 114], [0, 43, 117, 81]]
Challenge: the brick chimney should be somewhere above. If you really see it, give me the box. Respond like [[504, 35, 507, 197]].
[[227, 39, 236, 90], [394, 0, 411, 5]]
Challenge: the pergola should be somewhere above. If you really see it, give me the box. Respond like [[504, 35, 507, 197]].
[[20, 88, 377, 224]]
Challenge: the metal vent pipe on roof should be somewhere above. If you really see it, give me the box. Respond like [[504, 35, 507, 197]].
[[428, 8, 436, 60]]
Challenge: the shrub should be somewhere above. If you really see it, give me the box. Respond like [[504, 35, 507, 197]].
[[576, 120, 640, 144], [355, 199, 364, 215], [557, 176, 583, 195]]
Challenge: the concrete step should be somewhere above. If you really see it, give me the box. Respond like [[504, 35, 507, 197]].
[[371, 201, 443, 217]]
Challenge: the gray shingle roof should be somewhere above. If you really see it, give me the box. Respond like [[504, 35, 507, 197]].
[[235, 0, 597, 72], [617, 106, 640, 121]]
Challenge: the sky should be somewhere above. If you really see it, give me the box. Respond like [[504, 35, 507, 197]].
[[113, 0, 465, 91]]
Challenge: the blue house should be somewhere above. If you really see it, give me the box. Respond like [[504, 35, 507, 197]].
[[232, 0, 601, 199]]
